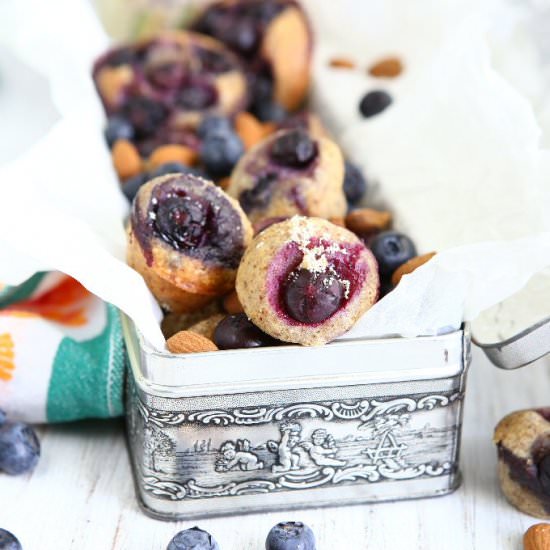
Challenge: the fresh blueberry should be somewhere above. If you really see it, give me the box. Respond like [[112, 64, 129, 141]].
[[0, 529, 22, 550], [358, 90, 392, 118], [270, 130, 317, 169], [265, 521, 316, 550], [0, 410, 6, 427], [167, 527, 219, 550], [121, 172, 149, 203], [538, 455, 550, 495], [104, 116, 135, 148], [0, 422, 40, 475], [253, 100, 288, 123], [343, 160, 367, 205], [197, 116, 232, 139], [200, 131, 244, 178], [150, 162, 206, 180], [283, 269, 344, 324], [214, 313, 280, 349], [369, 231, 417, 279]]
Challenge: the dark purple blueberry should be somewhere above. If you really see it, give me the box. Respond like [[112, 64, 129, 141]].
[[214, 313, 280, 349], [177, 82, 218, 110], [155, 192, 212, 250], [265, 521, 316, 550], [122, 172, 149, 203], [283, 269, 344, 324], [0, 422, 40, 475], [0, 410, 5, 427], [200, 131, 244, 178], [343, 160, 367, 205], [239, 173, 278, 213], [359, 90, 392, 118], [369, 231, 416, 279], [270, 130, 317, 168], [253, 100, 288, 123], [167, 526, 219, 550], [538, 455, 550, 495], [150, 162, 206, 180], [104, 116, 135, 148], [197, 116, 232, 139], [121, 96, 168, 140], [0, 529, 22, 550]]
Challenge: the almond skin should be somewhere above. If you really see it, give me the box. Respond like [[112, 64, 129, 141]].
[[345, 208, 392, 235], [148, 144, 197, 169], [329, 57, 356, 69], [223, 290, 244, 314], [166, 330, 218, 354], [524, 524, 550, 550], [218, 177, 231, 191], [391, 252, 436, 286], [112, 139, 142, 181], [369, 57, 404, 78], [235, 112, 266, 150]]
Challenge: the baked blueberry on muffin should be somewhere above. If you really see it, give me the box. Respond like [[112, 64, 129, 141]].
[[227, 128, 346, 224], [236, 216, 379, 345], [494, 408, 550, 518], [193, 0, 312, 114], [93, 31, 248, 154], [128, 173, 253, 312]]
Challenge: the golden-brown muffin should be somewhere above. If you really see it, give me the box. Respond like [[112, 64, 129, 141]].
[[226, 128, 346, 225], [192, 0, 312, 112], [494, 408, 550, 518], [128, 173, 253, 312], [236, 216, 379, 345]]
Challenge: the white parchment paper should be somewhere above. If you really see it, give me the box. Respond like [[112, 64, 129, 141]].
[[1, 0, 550, 350]]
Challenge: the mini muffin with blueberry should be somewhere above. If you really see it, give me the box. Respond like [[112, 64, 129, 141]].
[[193, 0, 312, 117], [226, 128, 346, 225], [236, 216, 379, 345], [93, 30, 248, 154], [127, 173, 253, 312], [494, 408, 550, 519]]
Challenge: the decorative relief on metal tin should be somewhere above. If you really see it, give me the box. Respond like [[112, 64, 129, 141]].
[[133, 392, 462, 501]]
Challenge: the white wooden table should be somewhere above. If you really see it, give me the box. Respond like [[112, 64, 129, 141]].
[[1, 346, 548, 549]]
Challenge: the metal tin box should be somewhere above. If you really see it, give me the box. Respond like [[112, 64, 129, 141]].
[[122, 315, 471, 520]]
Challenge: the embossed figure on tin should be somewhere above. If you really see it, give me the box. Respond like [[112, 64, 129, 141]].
[[267, 421, 303, 473], [215, 440, 264, 472], [300, 428, 347, 467], [360, 414, 409, 469]]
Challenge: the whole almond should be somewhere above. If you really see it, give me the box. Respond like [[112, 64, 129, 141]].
[[391, 252, 436, 286], [329, 57, 356, 69], [223, 290, 244, 314], [218, 177, 231, 191], [96, 65, 134, 105], [112, 139, 142, 181], [524, 524, 550, 550], [235, 112, 266, 150], [148, 144, 197, 169], [345, 208, 392, 235], [166, 330, 218, 354], [368, 57, 403, 78]]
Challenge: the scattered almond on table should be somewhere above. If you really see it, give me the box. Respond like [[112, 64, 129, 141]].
[[368, 56, 404, 78], [524, 523, 550, 550], [166, 330, 218, 354], [329, 57, 356, 69]]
